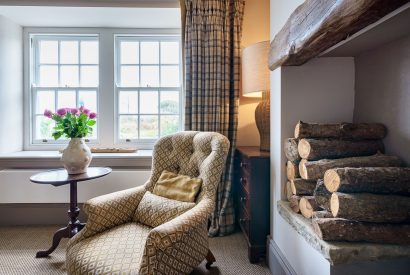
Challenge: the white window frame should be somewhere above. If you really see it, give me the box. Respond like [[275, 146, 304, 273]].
[[114, 35, 183, 147], [23, 28, 182, 151], [30, 34, 100, 145]]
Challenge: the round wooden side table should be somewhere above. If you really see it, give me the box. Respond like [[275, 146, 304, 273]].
[[30, 167, 112, 258]]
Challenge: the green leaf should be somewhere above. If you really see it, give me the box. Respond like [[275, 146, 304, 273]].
[[87, 120, 96, 126], [52, 131, 63, 140]]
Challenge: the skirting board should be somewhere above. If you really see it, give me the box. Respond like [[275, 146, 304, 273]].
[[0, 203, 87, 226], [268, 240, 297, 275]]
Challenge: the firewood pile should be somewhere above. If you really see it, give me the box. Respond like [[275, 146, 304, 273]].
[[284, 121, 410, 245]]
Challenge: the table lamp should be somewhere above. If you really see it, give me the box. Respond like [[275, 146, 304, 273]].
[[242, 40, 270, 151]]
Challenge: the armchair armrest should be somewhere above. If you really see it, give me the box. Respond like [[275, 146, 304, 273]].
[[67, 185, 146, 249], [140, 199, 213, 274], [150, 198, 213, 244]]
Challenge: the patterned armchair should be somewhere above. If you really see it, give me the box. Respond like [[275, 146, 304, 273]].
[[66, 131, 230, 275]]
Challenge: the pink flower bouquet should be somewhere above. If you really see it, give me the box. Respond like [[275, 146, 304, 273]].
[[44, 106, 97, 140]]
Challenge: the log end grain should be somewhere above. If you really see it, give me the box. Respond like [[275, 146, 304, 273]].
[[299, 159, 309, 179], [290, 180, 297, 195], [286, 181, 293, 201], [287, 160, 300, 180], [298, 138, 311, 159], [294, 120, 303, 139], [300, 196, 320, 218], [330, 193, 339, 217], [324, 169, 340, 192]]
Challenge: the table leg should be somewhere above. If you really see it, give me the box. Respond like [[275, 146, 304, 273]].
[[36, 181, 84, 258], [36, 226, 70, 258], [68, 181, 82, 237]]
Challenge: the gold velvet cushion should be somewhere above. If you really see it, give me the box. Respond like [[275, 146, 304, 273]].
[[133, 191, 195, 227], [152, 170, 202, 202]]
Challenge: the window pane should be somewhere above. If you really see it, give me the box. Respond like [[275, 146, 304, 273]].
[[36, 90, 55, 114], [161, 66, 180, 87], [60, 41, 79, 64], [39, 65, 59, 87], [87, 125, 97, 139], [160, 115, 179, 137], [121, 41, 139, 64], [79, 90, 97, 112], [35, 116, 54, 139], [141, 41, 159, 64], [119, 115, 138, 139], [39, 41, 58, 64], [160, 91, 179, 114], [119, 91, 138, 114], [140, 91, 158, 114], [141, 66, 159, 87], [161, 42, 179, 64], [57, 90, 76, 109], [140, 115, 158, 139], [80, 65, 98, 87], [81, 41, 98, 64], [120, 66, 139, 87], [60, 65, 79, 87]]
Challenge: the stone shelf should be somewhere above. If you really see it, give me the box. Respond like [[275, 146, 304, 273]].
[[277, 200, 410, 265]]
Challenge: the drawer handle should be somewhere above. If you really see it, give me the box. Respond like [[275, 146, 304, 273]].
[[240, 162, 247, 168], [240, 177, 246, 184], [239, 218, 248, 223], [240, 197, 247, 203]]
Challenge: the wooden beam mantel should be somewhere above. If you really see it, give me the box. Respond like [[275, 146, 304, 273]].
[[268, 0, 409, 71]]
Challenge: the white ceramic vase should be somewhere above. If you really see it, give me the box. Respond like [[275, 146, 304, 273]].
[[61, 138, 92, 175]]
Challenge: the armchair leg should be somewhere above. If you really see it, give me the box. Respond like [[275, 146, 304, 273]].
[[205, 249, 216, 269]]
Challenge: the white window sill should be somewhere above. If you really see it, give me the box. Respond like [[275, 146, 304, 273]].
[[0, 150, 153, 169]]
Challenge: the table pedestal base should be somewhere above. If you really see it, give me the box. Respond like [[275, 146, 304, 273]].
[[36, 182, 84, 258]]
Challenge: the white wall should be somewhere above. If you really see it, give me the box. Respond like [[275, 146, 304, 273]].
[[354, 35, 410, 165], [0, 15, 23, 154], [0, 169, 150, 203]]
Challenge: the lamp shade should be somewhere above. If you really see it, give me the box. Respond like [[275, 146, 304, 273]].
[[241, 40, 270, 98]]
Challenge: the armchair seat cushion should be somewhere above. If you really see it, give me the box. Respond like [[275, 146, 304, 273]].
[[133, 191, 195, 227], [66, 222, 151, 275]]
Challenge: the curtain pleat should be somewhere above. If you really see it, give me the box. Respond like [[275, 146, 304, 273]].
[[181, 0, 245, 236]]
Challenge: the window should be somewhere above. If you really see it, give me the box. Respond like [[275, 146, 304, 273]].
[[27, 31, 182, 149], [31, 35, 99, 143], [115, 36, 182, 142]]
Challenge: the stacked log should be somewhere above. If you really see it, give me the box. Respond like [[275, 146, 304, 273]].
[[299, 154, 402, 180], [324, 167, 410, 194], [282, 121, 410, 245], [298, 138, 384, 160], [290, 178, 316, 196], [294, 121, 387, 140], [330, 192, 410, 223], [312, 218, 410, 244]]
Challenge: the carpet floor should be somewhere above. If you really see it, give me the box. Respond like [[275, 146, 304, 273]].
[[0, 226, 271, 275]]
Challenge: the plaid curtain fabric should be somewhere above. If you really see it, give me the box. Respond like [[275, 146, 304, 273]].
[[181, 0, 245, 236]]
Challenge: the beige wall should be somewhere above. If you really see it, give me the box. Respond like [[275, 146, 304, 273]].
[[237, 0, 270, 146], [354, 35, 410, 165]]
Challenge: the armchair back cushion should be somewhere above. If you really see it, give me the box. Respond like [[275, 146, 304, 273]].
[[153, 170, 202, 202], [147, 131, 230, 205], [133, 191, 195, 228]]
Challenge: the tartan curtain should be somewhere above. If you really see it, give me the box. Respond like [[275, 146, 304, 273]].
[[180, 0, 245, 236]]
